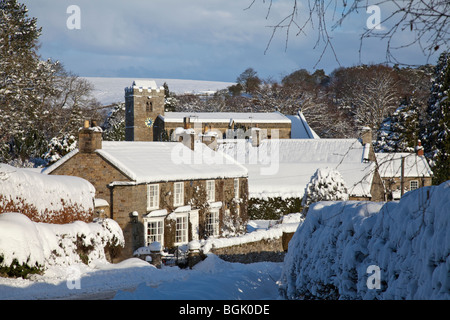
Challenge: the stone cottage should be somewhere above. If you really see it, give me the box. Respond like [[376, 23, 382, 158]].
[[376, 143, 433, 200], [218, 128, 386, 204], [43, 121, 249, 261]]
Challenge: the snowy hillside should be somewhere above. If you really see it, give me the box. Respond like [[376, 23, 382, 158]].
[[84, 77, 235, 105], [280, 181, 450, 300]]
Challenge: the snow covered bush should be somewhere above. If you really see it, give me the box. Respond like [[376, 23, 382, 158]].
[[301, 167, 349, 208], [0, 212, 124, 278], [280, 181, 450, 300], [0, 164, 94, 223]]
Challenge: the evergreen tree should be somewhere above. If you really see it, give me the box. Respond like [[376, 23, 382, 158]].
[[422, 52, 450, 184], [1, 1, 100, 165], [301, 167, 349, 209], [0, 0, 42, 160], [42, 133, 77, 165], [102, 103, 125, 141], [375, 97, 421, 153]]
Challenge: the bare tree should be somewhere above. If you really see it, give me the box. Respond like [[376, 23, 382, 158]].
[[352, 70, 399, 131], [246, 0, 449, 66], [328, 64, 401, 134]]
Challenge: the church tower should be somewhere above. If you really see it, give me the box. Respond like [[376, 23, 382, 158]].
[[125, 80, 165, 141]]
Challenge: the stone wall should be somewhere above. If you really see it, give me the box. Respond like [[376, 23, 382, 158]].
[[205, 231, 295, 264], [210, 238, 286, 263], [49, 152, 131, 210]]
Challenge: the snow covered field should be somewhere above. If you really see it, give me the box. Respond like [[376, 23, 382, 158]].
[[84, 77, 235, 105]]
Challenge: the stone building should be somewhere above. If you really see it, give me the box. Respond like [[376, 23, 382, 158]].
[[125, 80, 165, 142], [124, 80, 317, 143], [156, 111, 293, 141], [376, 144, 433, 200], [43, 121, 249, 261], [218, 127, 387, 205]]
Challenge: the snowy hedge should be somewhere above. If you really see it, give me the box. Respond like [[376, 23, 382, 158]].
[[0, 212, 124, 278], [280, 181, 450, 300], [0, 164, 95, 223]]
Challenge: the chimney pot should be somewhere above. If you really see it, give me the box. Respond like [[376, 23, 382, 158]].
[[416, 140, 424, 156]]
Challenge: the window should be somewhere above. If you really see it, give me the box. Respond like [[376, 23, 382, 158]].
[[410, 180, 419, 191], [175, 214, 188, 244], [146, 219, 164, 247], [146, 101, 153, 112], [147, 184, 159, 210], [206, 210, 220, 237], [174, 182, 184, 207], [234, 179, 239, 199], [206, 180, 215, 202]]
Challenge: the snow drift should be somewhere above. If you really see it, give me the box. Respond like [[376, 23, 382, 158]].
[[0, 164, 95, 223], [280, 181, 450, 300]]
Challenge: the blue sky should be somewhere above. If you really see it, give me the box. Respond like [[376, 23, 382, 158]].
[[22, 0, 444, 82]]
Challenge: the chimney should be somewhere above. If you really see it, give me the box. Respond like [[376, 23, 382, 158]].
[[416, 140, 424, 156], [79, 119, 102, 153], [183, 117, 191, 129], [360, 126, 372, 145], [251, 128, 261, 147], [360, 126, 375, 161], [178, 129, 195, 151], [202, 131, 218, 151]]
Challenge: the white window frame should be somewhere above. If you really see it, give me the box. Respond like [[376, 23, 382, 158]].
[[147, 184, 159, 211], [410, 180, 419, 191], [206, 209, 220, 237], [234, 178, 239, 199], [206, 180, 215, 202], [174, 182, 184, 207], [145, 218, 164, 247], [175, 213, 189, 245]]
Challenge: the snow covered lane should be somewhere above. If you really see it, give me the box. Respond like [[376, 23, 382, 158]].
[[0, 255, 283, 300], [114, 255, 283, 300]]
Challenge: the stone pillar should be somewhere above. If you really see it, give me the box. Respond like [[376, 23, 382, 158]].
[[149, 242, 162, 269], [188, 240, 202, 269]]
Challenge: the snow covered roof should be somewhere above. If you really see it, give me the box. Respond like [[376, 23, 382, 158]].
[[131, 80, 159, 90], [159, 111, 291, 124], [44, 141, 247, 184], [218, 139, 375, 199], [285, 111, 320, 139], [376, 153, 433, 178]]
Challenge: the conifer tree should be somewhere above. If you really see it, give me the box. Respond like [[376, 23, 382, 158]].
[[0, 0, 42, 161], [422, 52, 450, 184], [375, 97, 421, 153]]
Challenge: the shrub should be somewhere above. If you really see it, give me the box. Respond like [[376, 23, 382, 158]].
[[0, 255, 43, 279], [248, 197, 303, 220]]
